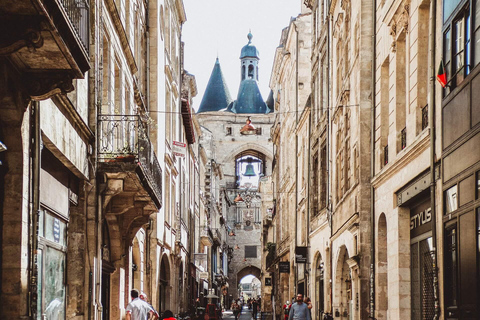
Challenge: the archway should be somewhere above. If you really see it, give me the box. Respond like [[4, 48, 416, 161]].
[[159, 254, 171, 313], [239, 274, 261, 300], [236, 266, 261, 300], [376, 213, 388, 320], [334, 246, 351, 320], [314, 253, 325, 319]]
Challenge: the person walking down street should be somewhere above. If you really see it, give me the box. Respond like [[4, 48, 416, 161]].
[[126, 289, 158, 320], [140, 292, 160, 319], [162, 310, 176, 320], [283, 301, 291, 320], [288, 294, 311, 320], [303, 297, 312, 320], [231, 300, 241, 320], [252, 299, 259, 320]]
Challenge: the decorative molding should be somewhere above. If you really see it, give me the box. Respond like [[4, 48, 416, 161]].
[[23, 72, 74, 100]]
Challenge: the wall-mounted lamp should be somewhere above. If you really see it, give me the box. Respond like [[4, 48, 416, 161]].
[[0, 141, 7, 153], [240, 117, 256, 135]]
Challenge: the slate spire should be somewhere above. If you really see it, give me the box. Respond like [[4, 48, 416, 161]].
[[197, 58, 232, 113]]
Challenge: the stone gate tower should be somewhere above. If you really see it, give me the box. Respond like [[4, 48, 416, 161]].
[[196, 32, 275, 305]]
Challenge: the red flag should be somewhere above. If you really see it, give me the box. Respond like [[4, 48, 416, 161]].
[[437, 60, 447, 88]]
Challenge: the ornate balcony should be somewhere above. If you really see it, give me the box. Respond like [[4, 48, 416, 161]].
[[212, 228, 222, 245], [200, 225, 214, 247], [0, 0, 90, 99]]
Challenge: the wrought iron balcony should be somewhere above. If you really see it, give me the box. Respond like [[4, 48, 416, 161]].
[[98, 114, 162, 208], [58, 0, 89, 54]]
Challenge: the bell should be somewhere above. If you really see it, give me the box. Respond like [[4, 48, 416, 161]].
[[234, 194, 244, 203], [243, 163, 256, 176]]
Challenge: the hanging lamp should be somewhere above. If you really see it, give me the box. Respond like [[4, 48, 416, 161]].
[[240, 117, 256, 135]]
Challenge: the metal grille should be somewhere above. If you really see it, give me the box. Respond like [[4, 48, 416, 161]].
[[384, 145, 389, 165], [59, 0, 90, 54], [422, 105, 428, 130], [401, 127, 407, 150], [420, 242, 435, 320]]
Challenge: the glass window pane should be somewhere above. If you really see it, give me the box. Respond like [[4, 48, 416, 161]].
[[466, 13, 471, 74], [445, 185, 458, 214], [476, 0, 480, 29], [444, 0, 463, 23], [475, 30, 480, 65], [445, 29, 452, 76], [44, 213, 66, 246], [44, 247, 65, 320]]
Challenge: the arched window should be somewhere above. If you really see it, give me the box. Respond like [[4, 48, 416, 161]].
[[248, 64, 254, 79], [235, 150, 266, 188], [242, 65, 246, 80]]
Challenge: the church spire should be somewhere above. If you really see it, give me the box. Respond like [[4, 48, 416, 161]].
[[197, 58, 232, 113]]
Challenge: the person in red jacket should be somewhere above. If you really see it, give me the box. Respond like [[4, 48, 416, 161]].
[[283, 301, 291, 320]]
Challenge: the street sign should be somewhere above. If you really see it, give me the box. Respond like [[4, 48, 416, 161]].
[[295, 246, 308, 263], [279, 261, 290, 273], [172, 141, 187, 157]]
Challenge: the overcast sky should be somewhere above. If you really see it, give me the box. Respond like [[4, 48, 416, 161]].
[[182, 0, 301, 111]]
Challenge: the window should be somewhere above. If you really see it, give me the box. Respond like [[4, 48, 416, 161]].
[[444, 225, 458, 308], [255, 127, 262, 135], [226, 127, 232, 136], [245, 246, 257, 258], [442, 1, 480, 92], [445, 185, 458, 214], [476, 171, 480, 199], [37, 208, 67, 320]]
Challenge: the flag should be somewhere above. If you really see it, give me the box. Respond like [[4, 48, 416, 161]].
[[437, 60, 447, 88]]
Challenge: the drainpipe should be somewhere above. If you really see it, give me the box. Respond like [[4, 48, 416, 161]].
[[306, 111, 311, 299], [327, 12, 333, 315], [294, 19, 299, 295], [428, 0, 439, 318], [29, 100, 41, 319], [370, 0, 377, 318]]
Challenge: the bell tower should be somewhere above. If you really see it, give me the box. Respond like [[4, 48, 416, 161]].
[[240, 32, 260, 81]]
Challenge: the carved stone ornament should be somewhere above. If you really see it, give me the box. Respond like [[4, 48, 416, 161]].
[[0, 16, 45, 56], [303, 0, 314, 9], [23, 73, 74, 100], [390, 23, 397, 52]]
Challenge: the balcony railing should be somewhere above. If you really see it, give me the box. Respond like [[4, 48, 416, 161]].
[[98, 115, 162, 205], [59, 0, 90, 54], [401, 127, 407, 150], [422, 105, 428, 130]]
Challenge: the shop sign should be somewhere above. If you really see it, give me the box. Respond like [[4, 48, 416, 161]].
[[265, 278, 272, 286], [410, 207, 431, 230], [295, 246, 308, 263], [199, 272, 209, 279], [279, 261, 290, 273]]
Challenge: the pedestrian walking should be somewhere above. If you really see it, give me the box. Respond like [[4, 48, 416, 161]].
[[162, 310, 176, 320], [252, 299, 258, 320], [126, 289, 158, 320], [231, 300, 241, 320], [283, 301, 291, 320], [140, 292, 160, 319], [288, 294, 311, 320]]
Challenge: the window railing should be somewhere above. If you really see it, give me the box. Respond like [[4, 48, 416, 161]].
[[384, 145, 389, 165], [422, 105, 428, 130], [59, 0, 90, 54], [401, 127, 407, 150]]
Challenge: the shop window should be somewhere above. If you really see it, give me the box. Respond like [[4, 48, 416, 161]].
[[445, 185, 458, 214], [37, 208, 67, 320]]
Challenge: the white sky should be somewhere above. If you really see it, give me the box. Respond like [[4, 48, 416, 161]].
[[182, 0, 301, 111]]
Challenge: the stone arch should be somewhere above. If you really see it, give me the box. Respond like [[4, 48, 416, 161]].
[[222, 144, 273, 165], [236, 265, 261, 287], [159, 253, 171, 313], [376, 213, 388, 320], [334, 245, 351, 320]]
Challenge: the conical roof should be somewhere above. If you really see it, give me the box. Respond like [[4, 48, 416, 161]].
[[197, 58, 233, 113], [226, 79, 271, 114]]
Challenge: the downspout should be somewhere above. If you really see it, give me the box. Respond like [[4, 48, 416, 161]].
[[294, 20, 299, 295], [306, 111, 311, 298], [428, 0, 439, 318], [29, 100, 41, 319], [370, 0, 377, 318], [327, 12, 333, 315]]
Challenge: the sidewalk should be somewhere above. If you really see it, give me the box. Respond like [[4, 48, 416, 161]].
[[223, 306, 258, 320]]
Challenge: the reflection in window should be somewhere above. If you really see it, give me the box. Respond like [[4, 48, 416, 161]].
[[445, 185, 458, 214]]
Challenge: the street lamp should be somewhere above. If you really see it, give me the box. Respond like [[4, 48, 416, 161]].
[[240, 117, 256, 135]]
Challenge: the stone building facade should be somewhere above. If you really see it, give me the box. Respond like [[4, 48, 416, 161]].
[[265, 6, 312, 318]]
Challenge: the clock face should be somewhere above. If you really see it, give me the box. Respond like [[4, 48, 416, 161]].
[[245, 220, 251, 226]]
